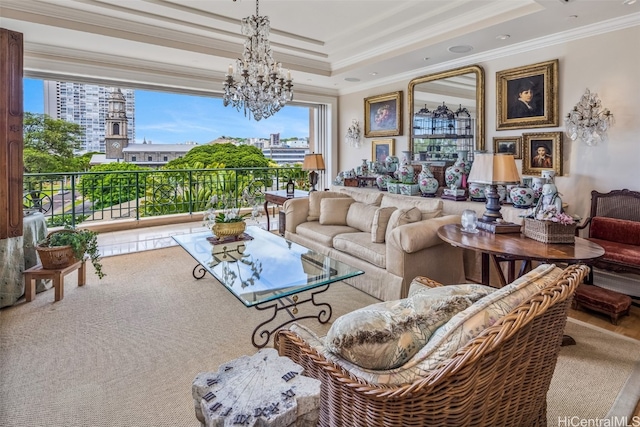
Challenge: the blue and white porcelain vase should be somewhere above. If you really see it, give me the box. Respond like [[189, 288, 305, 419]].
[[509, 181, 535, 209], [396, 153, 415, 183], [418, 163, 438, 197], [444, 150, 469, 189], [376, 174, 391, 191], [385, 155, 399, 174], [468, 183, 486, 201]]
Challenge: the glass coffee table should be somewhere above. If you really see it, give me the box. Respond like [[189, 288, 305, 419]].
[[173, 226, 364, 347]]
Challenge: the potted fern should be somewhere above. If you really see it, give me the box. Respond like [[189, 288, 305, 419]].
[[37, 228, 105, 279]]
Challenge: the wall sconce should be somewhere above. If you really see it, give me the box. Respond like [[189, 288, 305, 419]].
[[345, 119, 362, 148], [565, 89, 614, 146]]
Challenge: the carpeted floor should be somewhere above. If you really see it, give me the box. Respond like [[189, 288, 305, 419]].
[[1, 246, 639, 427]]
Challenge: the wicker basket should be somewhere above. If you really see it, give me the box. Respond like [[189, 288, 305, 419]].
[[523, 218, 576, 244], [36, 230, 80, 269], [212, 221, 247, 239]]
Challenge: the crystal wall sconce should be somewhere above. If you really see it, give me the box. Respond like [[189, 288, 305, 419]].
[[345, 119, 362, 148], [565, 89, 614, 146]]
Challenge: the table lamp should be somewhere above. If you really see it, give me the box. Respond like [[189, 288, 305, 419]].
[[467, 153, 521, 233], [302, 153, 325, 192]]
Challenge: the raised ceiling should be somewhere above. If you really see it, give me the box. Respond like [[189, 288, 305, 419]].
[[1, 0, 638, 96]]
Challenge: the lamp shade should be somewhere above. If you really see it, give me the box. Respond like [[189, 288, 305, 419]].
[[302, 153, 325, 171], [467, 153, 520, 185]]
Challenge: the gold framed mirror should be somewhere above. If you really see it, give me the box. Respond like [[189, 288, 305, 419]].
[[408, 65, 485, 158]]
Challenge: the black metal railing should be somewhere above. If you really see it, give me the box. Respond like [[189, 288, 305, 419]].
[[23, 167, 308, 228]]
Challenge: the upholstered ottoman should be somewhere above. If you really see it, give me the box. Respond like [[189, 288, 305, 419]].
[[572, 284, 632, 325]]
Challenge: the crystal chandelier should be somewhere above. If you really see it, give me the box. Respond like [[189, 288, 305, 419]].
[[223, 0, 293, 121], [345, 119, 362, 147], [565, 89, 614, 146]]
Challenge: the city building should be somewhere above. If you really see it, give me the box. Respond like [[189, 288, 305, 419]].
[[44, 81, 135, 153]]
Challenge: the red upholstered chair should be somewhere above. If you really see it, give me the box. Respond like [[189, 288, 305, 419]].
[[576, 189, 640, 283]]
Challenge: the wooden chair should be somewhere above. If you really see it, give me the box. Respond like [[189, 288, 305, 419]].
[[576, 189, 640, 281], [275, 264, 589, 427]]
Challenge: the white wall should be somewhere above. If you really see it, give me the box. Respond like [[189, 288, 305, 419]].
[[337, 25, 640, 221]]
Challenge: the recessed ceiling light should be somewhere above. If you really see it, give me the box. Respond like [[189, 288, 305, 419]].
[[448, 45, 473, 53], [423, 57, 430, 61], [369, 72, 378, 76], [623, 0, 637, 5], [344, 77, 360, 82], [496, 34, 510, 40]]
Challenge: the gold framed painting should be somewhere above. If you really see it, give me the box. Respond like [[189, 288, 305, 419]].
[[522, 132, 563, 176], [493, 136, 522, 159], [372, 138, 395, 163], [496, 59, 558, 130], [364, 91, 403, 137]]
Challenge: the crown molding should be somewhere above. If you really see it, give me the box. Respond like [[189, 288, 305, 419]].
[[338, 12, 640, 96]]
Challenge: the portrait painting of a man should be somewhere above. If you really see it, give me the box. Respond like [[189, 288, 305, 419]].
[[522, 131, 562, 176], [496, 59, 558, 130], [507, 75, 545, 119], [531, 141, 553, 168]]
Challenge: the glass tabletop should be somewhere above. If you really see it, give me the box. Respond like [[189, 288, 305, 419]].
[[172, 226, 364, 307]]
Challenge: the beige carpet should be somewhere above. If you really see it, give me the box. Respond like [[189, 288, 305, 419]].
[[1, 246, 639, 427]]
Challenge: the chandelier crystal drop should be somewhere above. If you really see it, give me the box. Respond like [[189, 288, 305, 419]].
[[565, 89, 614, 146], [223, 0, 293, 121]]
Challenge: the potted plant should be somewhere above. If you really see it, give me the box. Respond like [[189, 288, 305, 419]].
[[37, 228, 105, 279], [203, 193, 252, 239]]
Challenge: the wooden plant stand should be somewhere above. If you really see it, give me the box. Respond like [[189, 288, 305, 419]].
[[24, 259, 86, 302]]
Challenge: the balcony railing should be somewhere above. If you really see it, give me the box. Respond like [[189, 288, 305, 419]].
[[23, 167, 308, 228]]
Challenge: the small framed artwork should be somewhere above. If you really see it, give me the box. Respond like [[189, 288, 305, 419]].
[[496, 59, 558, 130], [364, 91, 403, 137], [372, 138, 395, 163], [493, 136, 522, 159], [522, 132, 563, 176]]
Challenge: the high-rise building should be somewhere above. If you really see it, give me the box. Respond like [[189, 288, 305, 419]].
[[44, 81, 135, 153]]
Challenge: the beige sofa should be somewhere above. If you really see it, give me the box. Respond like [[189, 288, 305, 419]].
[[283, 187, 467, 301], [283, 186, 527, 301]]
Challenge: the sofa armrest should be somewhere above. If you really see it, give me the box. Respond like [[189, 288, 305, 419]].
[[283, 198, 310, 233], [388, 215, 462, 253]]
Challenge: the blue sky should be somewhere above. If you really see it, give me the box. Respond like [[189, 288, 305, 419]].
[[23, 78, 309, 144]]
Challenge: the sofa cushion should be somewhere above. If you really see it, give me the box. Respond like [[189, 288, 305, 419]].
[[371, 207, 397, 243], [589, 216, 640, 246], [380, 195, 443, 220], [325, 284, 494, 370], [332, 232, 386, 268], [587, 238, 640, 266], [319, 198, 355, 225], [307, 191, 351, 222], [346, 202, 379, 232], [385, 207, 422, 242], [295, 222, 358, 247], [336, 188, 384, 205]]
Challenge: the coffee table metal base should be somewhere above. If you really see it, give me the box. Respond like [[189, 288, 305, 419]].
[[191, 262, 332, 348], [253, 284, 332, 348]]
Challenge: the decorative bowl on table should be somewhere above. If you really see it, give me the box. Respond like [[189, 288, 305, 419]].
[[212, 221, 247, 240]]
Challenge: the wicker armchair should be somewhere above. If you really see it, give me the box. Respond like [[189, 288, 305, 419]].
[[275, 264, 589, 427]]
